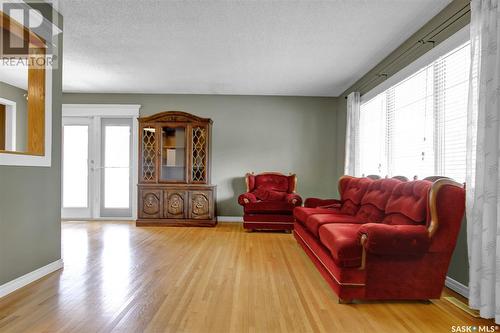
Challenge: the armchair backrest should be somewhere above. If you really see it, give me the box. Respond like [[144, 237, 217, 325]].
[[246, 172, 297, 193]]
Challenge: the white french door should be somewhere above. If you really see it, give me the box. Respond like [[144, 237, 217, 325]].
[[62, 117, 92, 218], [100, 118, 132, 217], [61, 105, 139, 220]]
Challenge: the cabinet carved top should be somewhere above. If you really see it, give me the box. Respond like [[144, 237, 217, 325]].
[[139, 111, 213, 124]]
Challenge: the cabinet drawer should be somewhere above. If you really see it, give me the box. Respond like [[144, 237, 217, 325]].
[[188, 190, 213, 220], [163, 190, 187, 218], [139, 189, 162, 219]]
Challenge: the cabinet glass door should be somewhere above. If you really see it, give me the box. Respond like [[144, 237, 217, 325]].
[[191, 126, 207, 182], [141, 126, 157, 182], [160, 126, 186, 182]]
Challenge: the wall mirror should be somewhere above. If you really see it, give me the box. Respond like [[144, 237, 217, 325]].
[[0, 8, 59, 166]]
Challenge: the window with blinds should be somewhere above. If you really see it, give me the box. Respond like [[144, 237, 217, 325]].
[[358, 42, 470, 182]]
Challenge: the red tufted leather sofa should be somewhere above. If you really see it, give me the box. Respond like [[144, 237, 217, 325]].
[[293, 176, 465, 302], [238, 172, 302, 231]]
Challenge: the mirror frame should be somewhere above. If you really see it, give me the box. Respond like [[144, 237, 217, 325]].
[[0, 6, 60, 167]]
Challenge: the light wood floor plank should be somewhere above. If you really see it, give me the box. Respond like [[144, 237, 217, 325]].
[[0, 221, 493, 333]]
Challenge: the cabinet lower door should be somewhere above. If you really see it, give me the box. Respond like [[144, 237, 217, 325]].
[[189, 191, 213, 220], [139, 189, 162, 219], [164, 191, 187, 219]]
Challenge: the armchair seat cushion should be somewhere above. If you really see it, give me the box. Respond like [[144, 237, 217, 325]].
[[243, 201, 295, 215], [305, 213, 361, 237], [294, 207, 340, 224], [318, 224, 363, 268]]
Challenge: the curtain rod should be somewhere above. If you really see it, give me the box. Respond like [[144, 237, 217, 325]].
[[343, 2, 470, 99]]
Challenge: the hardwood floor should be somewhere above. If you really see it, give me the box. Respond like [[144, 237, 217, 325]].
[[0, 221, 493, 333]]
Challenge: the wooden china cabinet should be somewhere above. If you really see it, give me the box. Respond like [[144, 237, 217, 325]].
[[137, 111, 217, 226]]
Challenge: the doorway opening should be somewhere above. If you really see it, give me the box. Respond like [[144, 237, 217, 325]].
[[61, 104, 140, 220]]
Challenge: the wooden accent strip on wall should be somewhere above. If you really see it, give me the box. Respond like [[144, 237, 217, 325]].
[[0, 11, 46, 52], [27, 47, 46, 155], [341, 0, 471, 97]]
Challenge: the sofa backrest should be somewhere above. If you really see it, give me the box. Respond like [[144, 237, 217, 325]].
[[355, 178, 402, 223], [338, 176, 373, 215], [382, 180, 433, 225]]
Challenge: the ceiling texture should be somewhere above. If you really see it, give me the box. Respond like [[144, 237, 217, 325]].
[[58, 0, 452, 96]]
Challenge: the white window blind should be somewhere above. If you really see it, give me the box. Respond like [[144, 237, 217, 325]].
[[358, 42, 470, 182]]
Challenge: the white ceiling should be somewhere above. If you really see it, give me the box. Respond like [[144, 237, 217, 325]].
[[58, 0, 452, 97]]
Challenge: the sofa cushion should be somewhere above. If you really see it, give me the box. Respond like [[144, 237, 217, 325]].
[[244, 201, 295, 215], [361, 178, 402, 210], [294, 207, 339, 224], [340, 200, 360, 215], [305, 213, 361, 237], [339, 177, 372, 215], [353, 178, 403, 223], [383, 180, 432, 225], [354, 204, 386, 224], [341, 177, 372, 205], [318, 224, 363, 268]]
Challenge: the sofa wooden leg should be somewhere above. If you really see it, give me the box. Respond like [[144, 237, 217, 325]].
[[338, 298, 353, 304]]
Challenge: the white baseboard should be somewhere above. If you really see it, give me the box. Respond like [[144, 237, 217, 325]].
[[0, 259, 64, 299], [217, 216, 243, 222], [445, 276, 469, 298]]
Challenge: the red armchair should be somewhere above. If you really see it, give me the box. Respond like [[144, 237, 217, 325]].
[[238, 172, 302, 231], [293, 176, 465, 302]]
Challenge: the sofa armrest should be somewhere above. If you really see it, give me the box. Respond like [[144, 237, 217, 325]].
[[358, 224, 430, 256], [304, 198, 341, 208], [238, 192, 258, 206], [285, 193, 303, 206]]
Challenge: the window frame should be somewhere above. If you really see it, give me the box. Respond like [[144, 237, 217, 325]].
[[358, 25, 470, 181]]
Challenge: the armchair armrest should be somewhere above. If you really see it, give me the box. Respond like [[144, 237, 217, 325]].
[[285, 193, 303, 206], [358, 224, 430, 256], [304, 198, 341, 208], [238, 192, 257, 206]]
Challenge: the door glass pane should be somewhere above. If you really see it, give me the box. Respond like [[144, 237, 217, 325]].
[[161, 126, 185, 181], [63, 125, 88, 207], [104, 125, 130, 208]]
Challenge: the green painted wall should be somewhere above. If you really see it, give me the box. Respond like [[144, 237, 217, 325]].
[[0, 81, 28, 152], [62, 93, 339, 216], [0, 14, 63, 285], [335, 0, 470, 286]]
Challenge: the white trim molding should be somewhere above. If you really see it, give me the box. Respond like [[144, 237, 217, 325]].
[[0, 68, 53, 167], [217, 216, 243, 222], [0, 259, 63, 299], [62, 104, 141, 118], [445, 276, 469, 298], [0, 97, 17, 151]]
